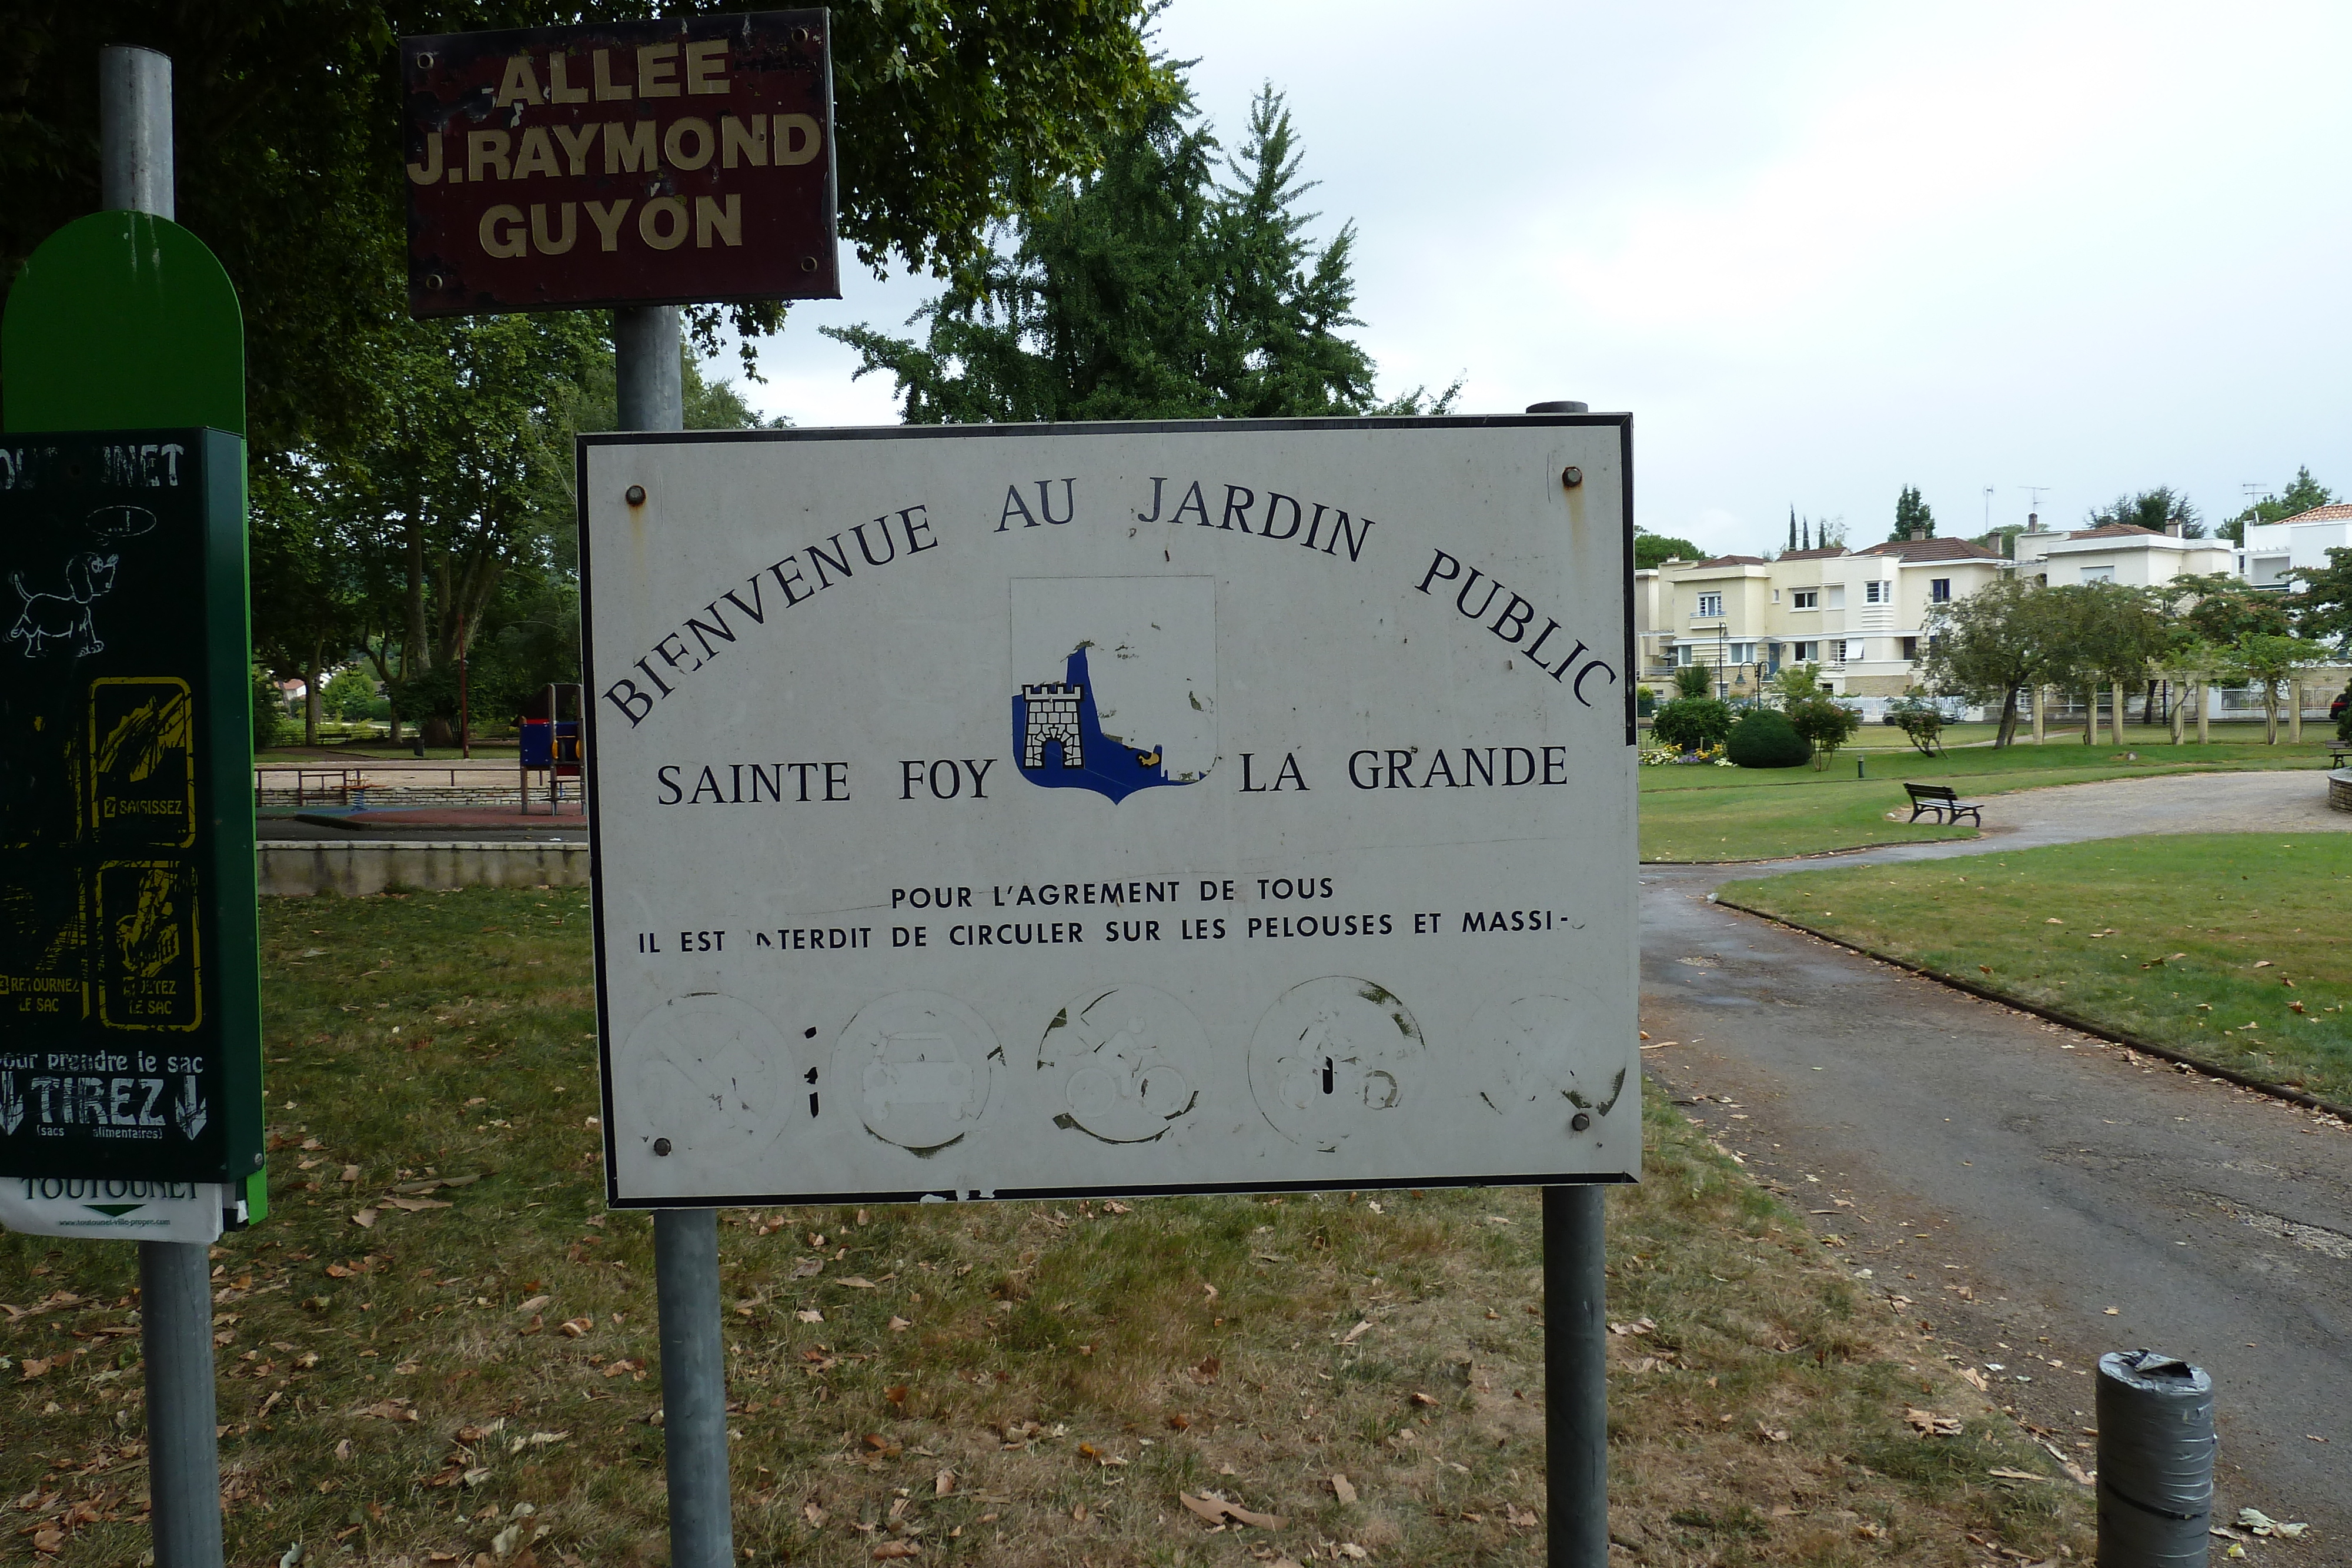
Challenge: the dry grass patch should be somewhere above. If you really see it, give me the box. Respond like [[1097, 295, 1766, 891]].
[[0, 887, 2089, 1565]]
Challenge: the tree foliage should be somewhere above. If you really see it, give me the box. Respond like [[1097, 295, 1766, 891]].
[[827, 84, 1451, 423], [1892, 484, 1935, 541], [2087, 486, 2202, 537], [1786, 695, 1860, 768], [1918, 574, 2074, 746], [1635, 530, 1702, 570], [2287, 546, 2352, 651], [1, 1, 1175, 454], [1671, 663, 1712, 700]]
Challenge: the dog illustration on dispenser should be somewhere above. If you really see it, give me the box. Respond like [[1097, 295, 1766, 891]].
[[8, 551, 119, 657]]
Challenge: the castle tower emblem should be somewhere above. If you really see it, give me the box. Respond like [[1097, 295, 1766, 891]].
[[1019, 681, 1084, 769]]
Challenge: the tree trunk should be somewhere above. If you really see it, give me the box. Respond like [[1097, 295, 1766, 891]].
[[2141, 678, 2159, 726], [1994, 686, 2020, 748], [2264, 682, 2278, 744], [2170, 682, 2184, 744], [2032, 685, 2046, 744], [2289, 680, 2304, 744], [303, 638, 322, 747], [2196, 680, 2209, 744], [2082, 687, 2097, 744], [2111, 681, 2126, 746]]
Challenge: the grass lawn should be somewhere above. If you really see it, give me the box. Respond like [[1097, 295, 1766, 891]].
[[1, 889, 2087, 1566], [1715, 834, 2352, 1104], [1638, 733, 2341, 862]]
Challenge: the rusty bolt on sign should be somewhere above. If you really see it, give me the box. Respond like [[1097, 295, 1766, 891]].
[[1562, 466, 1583, 489]]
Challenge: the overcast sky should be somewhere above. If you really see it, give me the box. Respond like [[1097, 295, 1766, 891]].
[[738, 2, 2352, 557]]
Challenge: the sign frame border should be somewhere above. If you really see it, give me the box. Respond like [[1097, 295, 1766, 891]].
[[575, 413, 1635, 1209]]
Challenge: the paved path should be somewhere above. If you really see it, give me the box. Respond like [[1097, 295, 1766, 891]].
[[1640, 770, 2351, 1544]]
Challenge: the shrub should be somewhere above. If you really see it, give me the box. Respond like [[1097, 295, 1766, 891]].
[[1725, 708, 1809, 768], [1887, 693, 1947, 756], [1672, 664, 1712, 699], [1652, 697, 1735, 753], [1789, 694, 1862, 768]]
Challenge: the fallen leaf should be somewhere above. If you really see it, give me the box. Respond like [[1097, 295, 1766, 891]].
[[861, 1433, 903, 1457], [1329, 1474, 1357, 1505], [838, 1276, 876, 1289], [1755, 1422, 1790, 1443], [1905, 1407, 1962, 1436], [1408, 1391, 1438, 1408], [557, 1318, 592, 1338], [1338, 1319, 1373, 1345], [19, 1358, 51, 1380], [1202, 1283, 1218, 1301], [1103, 1201, 1131, 1214], [2045, 917, 2063, 924], [870, 1544, 921, 1560], [795, 1309, 823, 1323], [1505, 1503, 1538, 1527], [1989, 1467, 2051, 1483], [1957, 1366, 1989, 1392], [2255, 960, 2273, 969], [934, 1468, 954, 1496], [350, 1209, 378, 1229], [1190, 1355, 1220, 1385], [380, 1197, 452, 1213], [516, 1296, 552, 1314], [887, 1316, 912, 1333], [1165, 1413, 1191, 1430]]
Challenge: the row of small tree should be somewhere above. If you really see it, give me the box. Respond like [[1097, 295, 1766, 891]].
[[1917, 565, 2352, 746], [1649, 662, 1863, 768]]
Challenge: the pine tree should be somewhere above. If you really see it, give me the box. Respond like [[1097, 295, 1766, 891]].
[[826, 81, 1452, 422], [1788, 507, 1798, 552]]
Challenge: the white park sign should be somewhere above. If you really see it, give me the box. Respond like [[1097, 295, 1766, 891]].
[[579, 416, 1636, 1206]]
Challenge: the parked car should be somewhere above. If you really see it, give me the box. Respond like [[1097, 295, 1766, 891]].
[[2332, 690, 2349, 720]]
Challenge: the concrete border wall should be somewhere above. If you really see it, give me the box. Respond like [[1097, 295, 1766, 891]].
[[2331, 769, 2352, 815], [259, 840, 589, 897]]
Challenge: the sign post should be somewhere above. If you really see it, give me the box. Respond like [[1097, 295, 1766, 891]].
[[399, 14, 841, 1559], [2, 46, 261, 1568], [575, 413, 1636, 1544]]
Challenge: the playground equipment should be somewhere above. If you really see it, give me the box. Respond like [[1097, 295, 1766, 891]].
[[519, 683, 585, 815]]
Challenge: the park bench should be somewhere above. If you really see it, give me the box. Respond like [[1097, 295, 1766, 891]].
[[1905, 782, 1983, 826]]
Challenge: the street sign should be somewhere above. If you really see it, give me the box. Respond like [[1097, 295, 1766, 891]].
[[579, 416, 1636, 1206], [0, 429, 265, 1190], [402, 10, 839, 316]]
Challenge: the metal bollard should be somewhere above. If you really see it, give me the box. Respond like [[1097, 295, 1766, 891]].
[[2096, 1349, 2214, 1566]]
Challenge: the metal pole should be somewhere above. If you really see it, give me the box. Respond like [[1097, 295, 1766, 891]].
[[105, 45, 224, 1568], [616, 302, 733, 1568], [1542, 1184, 1608, 1566], [142, 1238, 223, 1568], [100, 46, 173, 218]]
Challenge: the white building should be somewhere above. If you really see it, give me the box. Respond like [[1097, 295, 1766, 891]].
[[2010, 519, 2234, 587], [2237, 503, 2352, 589]]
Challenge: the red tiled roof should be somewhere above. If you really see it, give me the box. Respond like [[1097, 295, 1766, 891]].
[[1686, 554, 1769, 568], [1857, 536, 2002, 561], [2275, 503, 2352, 525], [1776, 546, 1848, 560], [2066, 522, 2160, 539]]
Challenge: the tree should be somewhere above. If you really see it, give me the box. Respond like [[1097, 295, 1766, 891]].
[[1635, 531, 1703, 570], [1886, 693, 1947, 756], [1725, 708, 1808, 768], [1769, 661, 1826, 707], [2, 2, 1176, 456], [2163, 573, 2293, 643], [828, 84, 1452, 422], [2287, 546, 2352, 650], [2087, 487, 2203, 537], [1671, 664, 1712, 700], [2223, 634, 2331, 745], [1892, 485, 1935, 541], [1787, 694, 1860, 768], [321, 668, 378, 724], [2222, 466, 2333, 543], [1917, 574, 2074, 747], [2055, 581, 2166, 746]]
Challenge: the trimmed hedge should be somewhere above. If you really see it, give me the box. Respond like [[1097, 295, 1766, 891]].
[[1726, 708, 1810, 768]]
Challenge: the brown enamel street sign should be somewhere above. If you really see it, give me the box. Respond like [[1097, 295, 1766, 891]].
[[402, 10, 838, 315]]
